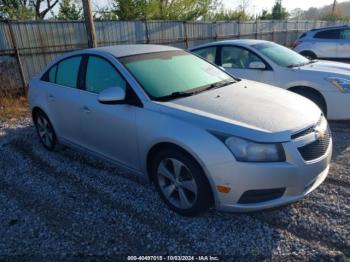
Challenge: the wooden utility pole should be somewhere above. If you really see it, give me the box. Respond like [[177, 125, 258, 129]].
[[7, 20, 27, 94], [332, 0, 337, 16], [82, 0, 97, 48]]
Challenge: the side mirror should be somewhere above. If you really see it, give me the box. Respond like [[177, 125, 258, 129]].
[[248, 61, 266, 70], [98, 86, 126, 104]]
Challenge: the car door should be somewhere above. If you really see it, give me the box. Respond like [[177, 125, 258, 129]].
[[218, 45, 275, 85], [78, 55, 140, 169], [337, 28, 350, 59], [313, 29, 340, 59], [42, 55, 84, 145]]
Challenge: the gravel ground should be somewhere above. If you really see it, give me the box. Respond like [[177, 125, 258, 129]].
[[0, 118, 349, 260]]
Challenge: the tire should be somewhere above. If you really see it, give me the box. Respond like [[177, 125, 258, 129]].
[[291, 88, 327, 117], [151, 148, 212, 216], [34, 110, 57, 151], [300, 51, 317, 60]]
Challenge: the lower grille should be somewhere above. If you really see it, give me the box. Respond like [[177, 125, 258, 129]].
[[298, 128, 331, 161], [238, 188, 286, 204]]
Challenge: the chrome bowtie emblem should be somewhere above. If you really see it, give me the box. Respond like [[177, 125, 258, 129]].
[[314, 125, 326, 140]]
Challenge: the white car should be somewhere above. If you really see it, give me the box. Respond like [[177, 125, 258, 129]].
[[293, 25, 350, 60], [189, 39, 350, 120]]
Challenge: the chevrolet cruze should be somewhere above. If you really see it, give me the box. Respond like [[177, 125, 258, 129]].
[[28, 45, 332, 216]]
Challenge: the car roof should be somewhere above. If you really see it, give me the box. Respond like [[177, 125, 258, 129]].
[[188, 39, 269, 50], [309, 25, 349, 32], [92, 44, 180, 58]]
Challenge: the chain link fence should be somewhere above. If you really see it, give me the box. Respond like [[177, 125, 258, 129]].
[[0, 19, 348, 96]]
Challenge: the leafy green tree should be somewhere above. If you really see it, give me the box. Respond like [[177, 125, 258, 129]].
[[112, 0, 215, 20], [153, 0, 214, 20], [258, 9, 272, 20], [0, 0, 35, 19], [271, 0, 288, 19], [258, 0, 287, 20], [112, 0, 149, 20], [207, 9, 250, 21], [57, 0, 82, 20]]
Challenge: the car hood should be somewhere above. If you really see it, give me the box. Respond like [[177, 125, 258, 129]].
[[157, 80, 321, 142], [298, 60, 350, 75]]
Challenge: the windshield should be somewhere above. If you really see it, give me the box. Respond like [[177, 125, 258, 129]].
[[119, 50, 234, 100], [253, 42, 310, 67]]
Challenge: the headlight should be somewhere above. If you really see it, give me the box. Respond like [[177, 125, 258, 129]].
[[225, 136, 285, 162], [326, 77, 350, 93]]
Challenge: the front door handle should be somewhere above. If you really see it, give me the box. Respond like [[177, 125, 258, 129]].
[[82, 106, 91, 113]]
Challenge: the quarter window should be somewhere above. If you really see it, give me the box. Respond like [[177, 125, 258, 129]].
[[192, 47, 217, 64], [85, 56, 126, 94], [220, 46, 262, 69], [41, 65, 57, 83], [48, 65, 57, 82], [56, 56, 82, 88]]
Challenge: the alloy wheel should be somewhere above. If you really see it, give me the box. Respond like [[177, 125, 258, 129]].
[[157, 158, 198, 210]]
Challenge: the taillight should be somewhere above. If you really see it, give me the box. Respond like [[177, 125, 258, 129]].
[[292, 40, 302, 49]]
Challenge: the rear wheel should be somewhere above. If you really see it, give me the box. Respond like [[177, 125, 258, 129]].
[[34, 111, 57, 151], [151, 148, 212, 216]]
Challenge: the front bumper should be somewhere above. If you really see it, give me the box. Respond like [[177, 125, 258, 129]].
[[208, 137, 332, 212]]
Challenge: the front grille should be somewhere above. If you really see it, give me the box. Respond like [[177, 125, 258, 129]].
[[238, 188, 286, 204], [291, 117, 322, 140], [298, 127, 331, 161], [291, 126, 314, 140]]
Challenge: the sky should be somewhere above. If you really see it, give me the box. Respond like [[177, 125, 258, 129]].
[[222, 0, 350, 15]]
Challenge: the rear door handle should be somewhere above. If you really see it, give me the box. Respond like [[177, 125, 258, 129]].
[[82, 106, 91, 113], [48, 94, 55, 101]]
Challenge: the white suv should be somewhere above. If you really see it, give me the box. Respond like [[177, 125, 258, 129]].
[[293, 25, 350, 60]]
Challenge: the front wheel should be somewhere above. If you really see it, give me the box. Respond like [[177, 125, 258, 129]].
[[152, 148, 212, 216]]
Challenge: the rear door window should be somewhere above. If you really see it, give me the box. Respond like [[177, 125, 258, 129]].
[[314, 29, 341, 39], [340, 29, 350, 39], [55, 56, 82, 88]]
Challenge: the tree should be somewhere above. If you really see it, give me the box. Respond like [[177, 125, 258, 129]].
[[258, 9, 272, 20], [111, 0, 215, 20], [31, 0, 60, 19], [57, 0, 82, 20], [0, 0, 35, 19], [271, 0, 288, 19], [112, 0, 149, 20], [153, 0, 214, 20], [0, 0, 59, 19], [258, 0, 287, 20], [289, 8, 303, 20]]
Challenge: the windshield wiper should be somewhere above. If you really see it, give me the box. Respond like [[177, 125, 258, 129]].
[[287, 60, 317, 68], [155, 79, 236, 101], [155, 91, 195, 101]]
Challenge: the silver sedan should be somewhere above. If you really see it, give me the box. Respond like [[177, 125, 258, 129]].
[[28, 45, 332, 216]]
